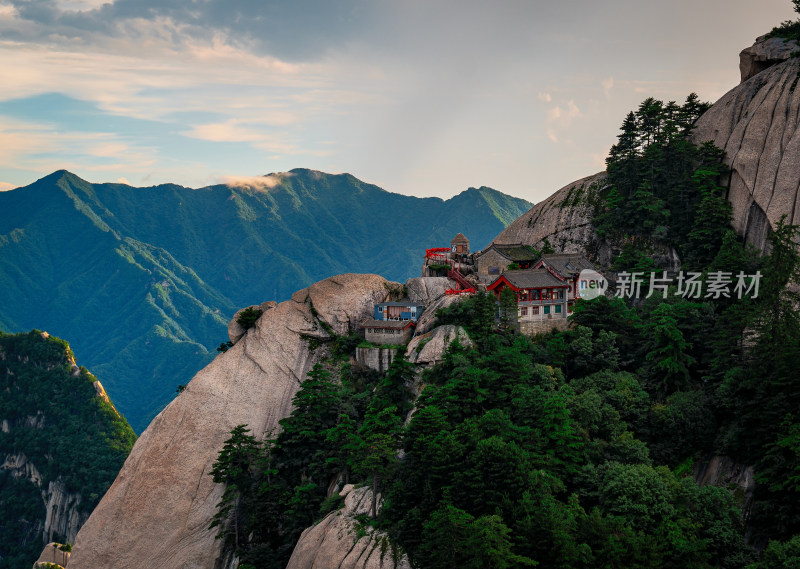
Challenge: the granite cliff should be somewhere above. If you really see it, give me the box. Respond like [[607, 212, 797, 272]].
[[692, 35, 800, 250], [67, 274, 393, 569], [493, 35, 800, 257]]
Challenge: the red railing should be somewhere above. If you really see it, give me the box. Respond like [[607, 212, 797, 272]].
[[425, 247, 452, 264], [445, 268, 476, 295]]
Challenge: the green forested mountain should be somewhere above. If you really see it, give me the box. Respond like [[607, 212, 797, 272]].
[[0, 169, 531, 431], [0, 330, 136, 569], [205, 95, 800, 569]]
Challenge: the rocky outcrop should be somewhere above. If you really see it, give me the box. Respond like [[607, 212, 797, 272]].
[[2, 452, 88, 546], [286, 485, 411, 569], [412, 294, 462, 336], [3, 452, 43, 486], [68, 274, 392, 569], [693, 37, 800, 251], [43, 480, 89, 545], [406, 325, 472, 366], [492, 172, 605, 252], [694, 455, 755, 515], [739, 35, 798, 83], [404, 277, 450, 305], [33, 543, 70, 568], [355, 347, 398, 373]]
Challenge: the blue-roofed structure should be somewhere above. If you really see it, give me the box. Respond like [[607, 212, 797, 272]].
[[374, 301, 425, 322]]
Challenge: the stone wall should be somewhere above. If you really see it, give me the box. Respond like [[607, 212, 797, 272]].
[[355, 347, 398, 373]]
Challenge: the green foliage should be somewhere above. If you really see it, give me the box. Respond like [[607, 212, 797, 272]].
[[498, 287, 519, 331], [236, 307, 263, 329], [747, 535, 800, 569], [0, 331, 136, 569], [416, 505, 536, 569], [595, 94, 727, 270]]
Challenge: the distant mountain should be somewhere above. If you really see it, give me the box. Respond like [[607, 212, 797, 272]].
[[0, 169, 531, 431], [0, 330, 135, 569]]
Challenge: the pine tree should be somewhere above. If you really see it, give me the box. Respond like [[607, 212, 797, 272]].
[[209, 425, 260, 548]]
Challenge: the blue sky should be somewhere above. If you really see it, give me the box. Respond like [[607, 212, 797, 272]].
[[0, 0, 795, 201]]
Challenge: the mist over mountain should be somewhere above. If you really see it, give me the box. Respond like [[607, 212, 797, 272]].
[[0, 168, 531, 431]]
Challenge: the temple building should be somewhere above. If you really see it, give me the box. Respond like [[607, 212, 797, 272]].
[[362, 319, 416, 345], [487, 253, 599, 333], [473, 244, 540, 280]]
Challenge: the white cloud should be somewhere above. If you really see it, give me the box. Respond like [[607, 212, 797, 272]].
[[0, 182, 16, 191], [221, 173, 293, 191], [116, 177, 131, 185], [538, 92, 552, 102]]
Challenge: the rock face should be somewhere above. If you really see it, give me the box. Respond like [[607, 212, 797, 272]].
[[492, 172, 605, 252], [33, 542, 71, 568], [355, 347, 398, 373], [412, 294, 462, 336], [693, 37, 800, 251], [739, 35, 798, 83], [404, 277, 451, 305], [406, 325, 472, 366], [2, 452, 88, 546], [68, 274, 391, 569], [694, 455, 755, 516], [286, 485, 411, 569]]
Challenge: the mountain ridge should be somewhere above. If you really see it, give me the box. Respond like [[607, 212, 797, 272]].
[[0, 169, 531, 431]]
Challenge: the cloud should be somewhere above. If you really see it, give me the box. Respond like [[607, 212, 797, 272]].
[[116, 176, 130, 184], [221, 172, 292, 191], [3, 0, 375, 61], [0, 182, 16, 191], [538, 92, 552, 102], [547, 100, 582, 124]]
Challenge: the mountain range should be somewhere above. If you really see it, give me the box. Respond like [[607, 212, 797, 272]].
[[0, 169, 531, 431]]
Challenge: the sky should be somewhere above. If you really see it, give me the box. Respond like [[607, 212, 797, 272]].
[[0, 0, 796, 202]]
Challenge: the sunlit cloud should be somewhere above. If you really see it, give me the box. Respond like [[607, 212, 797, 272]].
[[0, 182, 16, 191], [221, 173, 293, 191], [538, 92, 552, 102]]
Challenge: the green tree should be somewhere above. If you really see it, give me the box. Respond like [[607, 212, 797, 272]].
[[209, 425, 260, 548], [417, 504, 535, 569], [498, 287, 519, 331], [641, 303, 696, 396], [352, 404, 402, 517]]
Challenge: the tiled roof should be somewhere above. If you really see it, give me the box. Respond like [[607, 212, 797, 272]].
[[539, 254, 596, 277], [361, 319, 415, 330], [500, 269, 569, 289], [481, 243, 539, 262], [451, 233, 469, 243], [376, 302, 425, 308]]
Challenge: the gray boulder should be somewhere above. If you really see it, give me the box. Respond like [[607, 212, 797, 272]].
[[406, 325, 472, 365], [693, 38, 800, 251], [404, 277, 450, 305], [491, 172, 605, 253], [286, 485, 411, 569], [739, 35, 798, 83]]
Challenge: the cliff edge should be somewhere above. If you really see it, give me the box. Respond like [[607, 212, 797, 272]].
[[68, 274, 391, 569]]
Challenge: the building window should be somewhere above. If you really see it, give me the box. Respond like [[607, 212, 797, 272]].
[[520, 307, 528, 316], [532, 307, 539, 315], [555, 305, 562, 314], [544, 305, 550, 315], [489, 267, 500, 275]]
